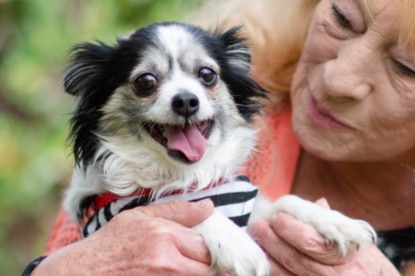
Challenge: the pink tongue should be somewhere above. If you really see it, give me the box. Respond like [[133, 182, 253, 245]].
[[166, 124, 208, 162]]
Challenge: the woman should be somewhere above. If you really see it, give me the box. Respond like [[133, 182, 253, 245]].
[[28, 0, 415, 274]]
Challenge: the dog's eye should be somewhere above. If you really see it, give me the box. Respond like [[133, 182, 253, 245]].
[[198, 67, 217, 87], [132, 73, 158, 96]]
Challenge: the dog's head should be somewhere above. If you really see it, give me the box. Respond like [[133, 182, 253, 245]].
[[64, 22, 266, 192]]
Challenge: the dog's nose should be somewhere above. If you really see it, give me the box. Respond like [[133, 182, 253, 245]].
[[172, 92, 199, 117]]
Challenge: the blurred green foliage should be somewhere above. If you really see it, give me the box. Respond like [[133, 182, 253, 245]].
[[0, 0, 202, 274]]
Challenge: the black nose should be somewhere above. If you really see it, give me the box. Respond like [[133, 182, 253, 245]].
[[171, 92, 199, 117]]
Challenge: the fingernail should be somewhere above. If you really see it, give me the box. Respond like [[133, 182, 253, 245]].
[[316, 197, 330, 208], [270, 214, 278, 223]]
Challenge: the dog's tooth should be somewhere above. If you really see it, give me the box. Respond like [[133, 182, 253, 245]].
[[160, 125, 166, 137]]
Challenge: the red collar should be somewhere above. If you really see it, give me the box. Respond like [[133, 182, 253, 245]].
[[94, 178, 226, 211]]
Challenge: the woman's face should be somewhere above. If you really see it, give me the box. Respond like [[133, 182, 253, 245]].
[[291, 0, 415, 162]]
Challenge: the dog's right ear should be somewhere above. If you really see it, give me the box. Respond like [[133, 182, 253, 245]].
[[63, 41, 114, 96]]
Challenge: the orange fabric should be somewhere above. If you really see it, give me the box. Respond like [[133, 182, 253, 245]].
[[44, 207, 82, 255], [43, 106, 300, 254], [243, 105, 300, 200]]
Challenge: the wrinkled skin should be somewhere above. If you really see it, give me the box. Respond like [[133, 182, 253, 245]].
[[248, 199, 399, 275], [33, 200, 214, 276], [291, 0, 415, 162]]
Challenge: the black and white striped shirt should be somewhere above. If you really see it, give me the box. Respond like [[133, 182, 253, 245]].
[[83, 175, 258, 238]]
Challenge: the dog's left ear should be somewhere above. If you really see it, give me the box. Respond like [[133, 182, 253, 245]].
[[218, 26, 252, 74], [63, 41, 115, 96]]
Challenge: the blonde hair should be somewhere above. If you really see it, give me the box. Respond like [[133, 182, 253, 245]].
[[362, 0, 415, 47], [191, 0, 415, 107], [398, 0, 415, 47], [191, 0, 318, 106]]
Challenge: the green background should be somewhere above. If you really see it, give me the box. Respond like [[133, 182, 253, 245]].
[[0, 0, 202, 274]]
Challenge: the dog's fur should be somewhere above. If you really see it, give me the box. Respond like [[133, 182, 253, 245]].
[[63, 22, 376, 275]]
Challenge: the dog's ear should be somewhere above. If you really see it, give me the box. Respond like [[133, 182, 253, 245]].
[[63, 41, 124, 167], [63, 41, 115, 96], [218, 26, 252, 74], [214, 26, 268, 122]]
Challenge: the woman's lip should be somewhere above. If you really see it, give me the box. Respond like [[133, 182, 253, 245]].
[[307, 93, 349, 129]]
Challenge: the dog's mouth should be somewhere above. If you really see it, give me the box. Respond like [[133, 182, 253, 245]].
[[144, 120, 213, 164]]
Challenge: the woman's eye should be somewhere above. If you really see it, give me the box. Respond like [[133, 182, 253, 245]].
[[331, 3, 352, 30], [198, 67, 218, 87], [393, 60, 415, 77], [132, 73, 158, 96]]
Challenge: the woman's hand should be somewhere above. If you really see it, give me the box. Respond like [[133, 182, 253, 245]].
[[248, 199, 400, 275], [33, 199, 214, 275]]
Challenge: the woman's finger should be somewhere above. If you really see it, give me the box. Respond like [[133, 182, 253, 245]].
[[173, 227, 212, 264], [249, 218, 336, 275], [136, 199, 215, 227], [266, 253, 296, 276]]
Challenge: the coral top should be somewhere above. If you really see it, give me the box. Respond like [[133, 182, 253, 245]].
[[44, 105, 300, 255]]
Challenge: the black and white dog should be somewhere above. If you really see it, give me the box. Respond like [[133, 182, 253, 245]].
[[63, 22, 376, 275]]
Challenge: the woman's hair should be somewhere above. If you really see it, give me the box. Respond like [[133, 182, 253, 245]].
[[191, 0, 415, 106], [361, 0, 415, 47], [396, 0, 415, 47], [191, 0, 319, 106]]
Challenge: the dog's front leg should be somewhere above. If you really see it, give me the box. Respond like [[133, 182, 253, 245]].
[[193, 209, 268, 276], [250, 194, 377, 256]]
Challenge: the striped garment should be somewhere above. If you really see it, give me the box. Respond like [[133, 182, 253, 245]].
[[377, 227, 415, 270], [82, 175, 258, 237]]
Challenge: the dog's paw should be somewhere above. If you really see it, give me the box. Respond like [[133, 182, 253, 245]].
[[310, 210, 376, 256], [209, 232, 268, 276], [194, 210, 268, 276], [272, 195, 377, 256]]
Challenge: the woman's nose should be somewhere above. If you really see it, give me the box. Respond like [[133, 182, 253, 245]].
[[322, 42, 374, 101]]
